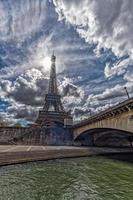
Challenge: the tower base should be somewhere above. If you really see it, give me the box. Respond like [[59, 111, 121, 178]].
[[40, 122, 73, 145]]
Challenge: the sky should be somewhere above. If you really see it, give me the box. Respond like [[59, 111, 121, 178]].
[[0, 0, 133, 125]]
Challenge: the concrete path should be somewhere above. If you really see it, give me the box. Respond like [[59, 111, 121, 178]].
[[0, 145, 132, 166], [0, 145, 84, 153]]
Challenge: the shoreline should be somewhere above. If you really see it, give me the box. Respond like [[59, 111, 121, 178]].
[[0, 146, 133, 166]]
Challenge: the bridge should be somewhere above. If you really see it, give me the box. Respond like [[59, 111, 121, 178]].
[[73, 98, 133, 146]]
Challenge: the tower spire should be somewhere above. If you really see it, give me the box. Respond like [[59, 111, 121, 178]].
[[48, 52, 58, 94], [42, 53, 65, 112]]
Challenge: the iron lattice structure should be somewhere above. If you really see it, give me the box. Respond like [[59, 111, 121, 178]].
[[36, 53, 72, 126]]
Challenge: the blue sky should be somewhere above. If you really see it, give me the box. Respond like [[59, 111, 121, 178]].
[[0, 0, 133, 125]]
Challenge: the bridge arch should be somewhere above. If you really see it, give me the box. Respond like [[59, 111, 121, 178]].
[[74, 128, 133, 147]]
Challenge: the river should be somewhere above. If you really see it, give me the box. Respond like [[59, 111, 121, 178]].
[[0, 156, 133, 200]]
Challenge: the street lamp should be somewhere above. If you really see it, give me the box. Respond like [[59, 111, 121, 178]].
[[124, 87, 130, 99], [89, 109, 92, 116]]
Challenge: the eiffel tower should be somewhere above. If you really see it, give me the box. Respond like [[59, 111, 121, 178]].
[[36, 53, 73, 126], [12, 53, 73, 145]]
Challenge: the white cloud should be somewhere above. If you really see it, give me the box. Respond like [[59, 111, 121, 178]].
[[53, 0, 133, 56], [104, 57, 133, 78], [96, 85, 125, 101], [95, 103, 117, 113], [0, 0, 48, 42], [53, 0, 133, 77], [59, 77, 85, 108], [124, 70, 133, 83], [86, 83, 133, 108]]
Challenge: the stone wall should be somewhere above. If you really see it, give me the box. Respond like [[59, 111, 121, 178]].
[[18, 123, 73, 146], [0, 124, 74, 145], [0, 127, 29, 144]]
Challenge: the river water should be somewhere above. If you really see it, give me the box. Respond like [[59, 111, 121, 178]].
[[0, 156, 133, 200]]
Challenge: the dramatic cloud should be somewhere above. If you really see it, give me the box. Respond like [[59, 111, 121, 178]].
[[0, 0, 48, 42], [0, 0, 132, 124], [7, 102, 38, 122], [92, 85, 128, 101], [104, 57, 133, 78], [53, 0, 133, 77], [53, 0, 133, 55]]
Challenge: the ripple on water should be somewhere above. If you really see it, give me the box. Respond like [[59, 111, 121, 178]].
[[0, 157, 133, 200]]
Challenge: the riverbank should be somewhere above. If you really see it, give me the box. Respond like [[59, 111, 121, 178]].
[[0, 145, 132, 166]]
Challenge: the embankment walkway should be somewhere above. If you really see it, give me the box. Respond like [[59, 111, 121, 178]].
[[0, 145, 133, 166]]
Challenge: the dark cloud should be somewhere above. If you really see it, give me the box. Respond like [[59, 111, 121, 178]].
[[62, 83, 80, 97], [7, 104, 38, 121]]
